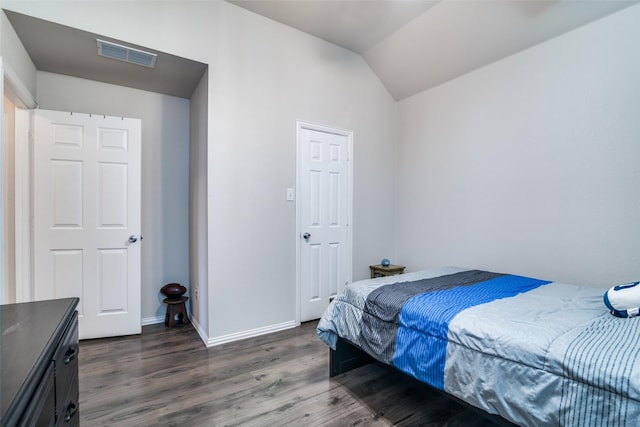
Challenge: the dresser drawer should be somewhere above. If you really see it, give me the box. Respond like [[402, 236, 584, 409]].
[[19, 362, 56, 427], [56, 370, 79, 427], [53, 312, 78, 425]]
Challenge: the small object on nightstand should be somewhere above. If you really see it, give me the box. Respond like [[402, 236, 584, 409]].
[[381, 258, 391, 267], [370, 264, 406, 279]]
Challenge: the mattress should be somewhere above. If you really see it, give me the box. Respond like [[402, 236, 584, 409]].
[[317, 267, 640, 426]]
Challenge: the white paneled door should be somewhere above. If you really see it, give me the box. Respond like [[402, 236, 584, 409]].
[[34, 109, 141, 339], [298, 123, 352, 321]]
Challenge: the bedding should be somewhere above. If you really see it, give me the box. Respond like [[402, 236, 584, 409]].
[[317, 267, 640, 426]]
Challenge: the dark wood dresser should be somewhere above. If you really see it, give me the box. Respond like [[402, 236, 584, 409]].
[[1, 298, 80, 426]]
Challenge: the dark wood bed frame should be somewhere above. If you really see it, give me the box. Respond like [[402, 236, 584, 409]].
[[329, 335, 377, 377], [329, 336, 517, 427]]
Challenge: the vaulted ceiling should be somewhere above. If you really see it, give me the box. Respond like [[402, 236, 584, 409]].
[[4, 1, 638, 100], [229, 0, 638, 100]]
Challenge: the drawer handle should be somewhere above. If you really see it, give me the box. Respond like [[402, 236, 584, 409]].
[[64, 402, 78, 422], [64, 347, 78, 364]]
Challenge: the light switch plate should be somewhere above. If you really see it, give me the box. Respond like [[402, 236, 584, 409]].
[[286, 188, 295, 201]]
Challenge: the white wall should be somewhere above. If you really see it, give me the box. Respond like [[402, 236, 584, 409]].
[[396, 4, 640, 287], [189, 69, 209, 338], [206, 3, 397, 339], [36, 72, 191, 321], [5, 1, 398, 342]]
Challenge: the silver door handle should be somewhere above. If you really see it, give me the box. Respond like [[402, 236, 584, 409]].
[[303, 232, 311, 240], [128, 235, 139, 243]]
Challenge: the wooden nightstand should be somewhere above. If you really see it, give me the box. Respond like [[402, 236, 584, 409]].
[[370, 264, 406, 279]]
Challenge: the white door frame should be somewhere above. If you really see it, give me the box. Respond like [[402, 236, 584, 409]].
[[295, 120, 353, 324], [13, 107, 32, 302], [0, 58, 4, 304], [2, 59, 37, 303]]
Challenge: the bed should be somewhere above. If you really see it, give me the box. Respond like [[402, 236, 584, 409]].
[[317, 267, 640, 426]]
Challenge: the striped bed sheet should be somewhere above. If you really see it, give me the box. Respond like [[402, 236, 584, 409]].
[[317, 267, 640, 426]]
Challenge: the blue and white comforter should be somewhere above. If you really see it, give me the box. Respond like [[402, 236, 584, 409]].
[[317, 267, 640, 426]]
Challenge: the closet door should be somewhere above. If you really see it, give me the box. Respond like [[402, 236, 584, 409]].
[[298, 122, 352, 321], [34, 109, 142, 339]]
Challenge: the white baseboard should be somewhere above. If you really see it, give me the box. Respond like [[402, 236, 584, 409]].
[[145, 313, 296, 348], [141, 315, 164, 326], [204, 320, 298, 347], [142, 306, 194, 327], [190, 315, 209, 345]]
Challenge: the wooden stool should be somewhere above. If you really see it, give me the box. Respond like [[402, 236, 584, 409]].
[[163, 296, 189, 328]]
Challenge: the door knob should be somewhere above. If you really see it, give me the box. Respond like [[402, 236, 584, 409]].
[[303, 232, 311, 240], [128, 235, 138, 243]]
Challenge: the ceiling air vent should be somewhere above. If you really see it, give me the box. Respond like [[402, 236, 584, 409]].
[[96, 39, 157, 68]]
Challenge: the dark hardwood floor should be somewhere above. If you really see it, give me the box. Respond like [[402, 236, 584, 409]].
[[78, 321, 504, 426]]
